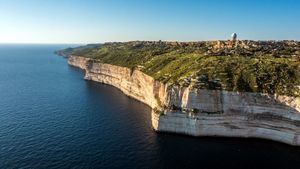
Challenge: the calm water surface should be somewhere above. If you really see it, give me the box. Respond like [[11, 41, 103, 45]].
[[0, 44, 300, 169]]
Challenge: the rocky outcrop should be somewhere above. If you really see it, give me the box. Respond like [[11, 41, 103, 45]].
[[68, 55, 300, 146]]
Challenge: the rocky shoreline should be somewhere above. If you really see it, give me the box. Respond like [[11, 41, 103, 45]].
[[65, 55, 300, 146]]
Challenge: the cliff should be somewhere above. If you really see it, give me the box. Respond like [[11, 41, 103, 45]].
[[68, 55, 300, 146], [60, 40, 300, 98]]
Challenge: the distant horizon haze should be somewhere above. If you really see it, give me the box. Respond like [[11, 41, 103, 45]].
[[1, 38, 300, 45], [0, 0, 299, 44]]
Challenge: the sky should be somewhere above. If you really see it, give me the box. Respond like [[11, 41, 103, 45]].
[[0, 0, 300, 44]]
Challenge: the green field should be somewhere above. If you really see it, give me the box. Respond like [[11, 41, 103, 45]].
[[60, 41, 300, 97]]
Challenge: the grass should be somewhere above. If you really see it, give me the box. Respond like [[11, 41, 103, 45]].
[[59, 41, 300, 97]]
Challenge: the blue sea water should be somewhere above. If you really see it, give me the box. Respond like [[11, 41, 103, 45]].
[[0, 44, 300, 169]]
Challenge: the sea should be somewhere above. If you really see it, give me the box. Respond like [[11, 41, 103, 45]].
[[0, 44, 300, 169]]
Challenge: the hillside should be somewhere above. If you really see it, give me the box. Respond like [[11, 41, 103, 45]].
[[58, 40, 300, 97]]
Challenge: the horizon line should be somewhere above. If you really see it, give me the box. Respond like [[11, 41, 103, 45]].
[[1, 39, 300, 45]]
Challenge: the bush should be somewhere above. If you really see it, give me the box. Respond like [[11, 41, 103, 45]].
[[60, 41, 300, 97]]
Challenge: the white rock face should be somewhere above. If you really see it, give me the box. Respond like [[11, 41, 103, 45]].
[[68, 56, 300, 146]]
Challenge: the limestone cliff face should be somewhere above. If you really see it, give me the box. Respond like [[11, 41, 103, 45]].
[[68, 56, 300, 146], [68, 56, 166, 109]]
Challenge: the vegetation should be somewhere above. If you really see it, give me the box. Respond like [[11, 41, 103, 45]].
[[59, 41, 300, 97]]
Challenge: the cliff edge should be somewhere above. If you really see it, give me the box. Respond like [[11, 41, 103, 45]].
[[67, 55, 300, 146]]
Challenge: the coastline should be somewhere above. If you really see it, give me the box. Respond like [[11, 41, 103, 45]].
[[67, 55, 300, 146]]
